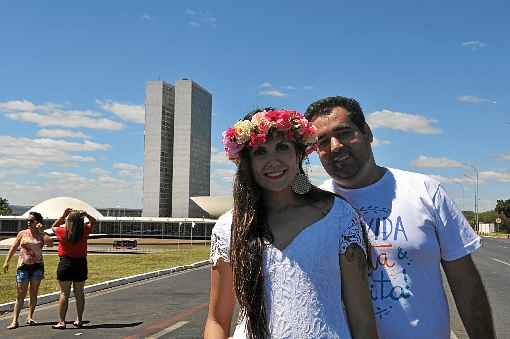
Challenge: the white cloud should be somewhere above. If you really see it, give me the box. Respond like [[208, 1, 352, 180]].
[[211, 147, 232, 166], [307, 164, 329, 185], [428, 170, 510, 185], [367, 109, 441, 134], [456, 95, 496, 104], [0, 136, 109, 169], [0, 158, 42, 169], [186, 9, 216, 28], [0, 100, 39, 111], [372, 138, 390, 147], [213, 168, 236, 181], [113, 163, 139, 171], [479, 170, 510, 183], [71, 155, 96, 163], [142, 13, 152, 20], [428, 174, 475, 185], [36, 129, 90, 139], [96, 100, 145, 124], [258, 90, 287, 98], [284, 85, 296, 90], [498, 153, 510, 161], [113, 162, 142, 177], [1, 99, 124, 130], [210, 178, 232, 196], [1, 169, 142, 208], [90, 167, 110, 176], [259, 82, 273, 88], [412, 155, 464, 168], [461, 41, 486, 50], [303, 86, 313, 90], [32, 138, 109, 152]]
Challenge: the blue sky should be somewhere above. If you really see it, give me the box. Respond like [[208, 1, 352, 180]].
[[0, 0, 508, 211]]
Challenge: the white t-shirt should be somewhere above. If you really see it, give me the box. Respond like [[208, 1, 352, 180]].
[[321, 167, 480, 339]]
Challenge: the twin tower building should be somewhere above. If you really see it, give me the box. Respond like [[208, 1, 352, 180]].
[[143, 79, 212, 218]]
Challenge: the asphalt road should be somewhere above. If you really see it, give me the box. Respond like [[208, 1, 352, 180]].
[[448, 237, 510, 339], [0, 237, 508, 338], [0, 266, 212, 338]]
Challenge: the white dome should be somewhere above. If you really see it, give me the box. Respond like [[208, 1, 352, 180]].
[[22, 197, 103, 220]]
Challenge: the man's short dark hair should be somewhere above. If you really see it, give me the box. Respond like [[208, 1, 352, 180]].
[[305, 96, 366, 131]]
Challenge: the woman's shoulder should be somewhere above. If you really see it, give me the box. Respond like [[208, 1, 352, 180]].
[[211, 209, 233, 237]]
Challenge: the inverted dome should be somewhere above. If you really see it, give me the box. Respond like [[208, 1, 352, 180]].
[[22, 197, 103, 220], [191, 196, 233, 218]]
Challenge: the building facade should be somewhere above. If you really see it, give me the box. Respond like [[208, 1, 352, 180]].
[[143, 79, 212, 218]]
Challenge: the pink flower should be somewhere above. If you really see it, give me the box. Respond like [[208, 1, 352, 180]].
[[223, 129, 244, 159], [249, 133, 266, 146], [267, 110, 293, 130], [223, 127, 236, 140], [224, 140, 243, 159]]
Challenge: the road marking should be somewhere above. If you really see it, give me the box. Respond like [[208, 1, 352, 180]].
[[450, 330, 459, 339], [123, 303, 208, 339], [492, 258, 510, 266], [145, 321, 189, 339]]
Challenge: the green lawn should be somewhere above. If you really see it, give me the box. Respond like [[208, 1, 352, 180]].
[[481, 232, 510, 238], [0, 246, 210, 304]]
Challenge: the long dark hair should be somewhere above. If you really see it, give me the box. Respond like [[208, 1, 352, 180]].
[[230, 108, 331, 339], [65, 211, 84, 244], [29, 211, 43, 224]]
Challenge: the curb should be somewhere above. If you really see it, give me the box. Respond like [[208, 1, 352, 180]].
[[0, 260, 210, 313]]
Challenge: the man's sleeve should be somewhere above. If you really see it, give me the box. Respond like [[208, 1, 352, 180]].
[[432, 184, 481, 261]]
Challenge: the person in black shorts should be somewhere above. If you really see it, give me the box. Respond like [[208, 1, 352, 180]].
[[51, 208, 96, 329]]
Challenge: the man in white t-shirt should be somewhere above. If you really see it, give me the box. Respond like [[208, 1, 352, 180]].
[[305, 96, 495, 339]]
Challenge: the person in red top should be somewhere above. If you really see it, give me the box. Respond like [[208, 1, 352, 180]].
[[51, 208, 96, 329]]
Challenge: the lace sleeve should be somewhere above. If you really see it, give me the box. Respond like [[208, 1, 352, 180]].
[[209, 212, 232, 266], [339, 211, 367, 258], [209, 231, 230, 266]]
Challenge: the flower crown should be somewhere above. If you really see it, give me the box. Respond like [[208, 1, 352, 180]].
[[222, 109, 318, 162]]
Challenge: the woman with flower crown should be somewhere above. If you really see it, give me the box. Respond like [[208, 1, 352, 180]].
[[204, 108, 378, 339]]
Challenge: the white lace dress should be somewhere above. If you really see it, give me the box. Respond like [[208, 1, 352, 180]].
[[209, 197, 366, 339]]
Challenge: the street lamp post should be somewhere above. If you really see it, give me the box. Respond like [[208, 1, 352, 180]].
[[191, 222, 195, 247], [116, 205, 122, 239], [463, 164, 479, 232], [178, 222, 181, 250]]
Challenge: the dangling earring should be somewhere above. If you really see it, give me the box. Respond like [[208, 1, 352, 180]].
[[292, 158, 311, 195]]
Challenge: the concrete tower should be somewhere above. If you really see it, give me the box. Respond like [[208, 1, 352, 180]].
[[142, 79, 212, 217]]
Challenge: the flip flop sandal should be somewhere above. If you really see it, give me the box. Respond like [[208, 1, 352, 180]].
[[7, 322, 18, 330], [25, 319, 37, 326], [52, 322, 66, 329], [73, 321, 83, 328]]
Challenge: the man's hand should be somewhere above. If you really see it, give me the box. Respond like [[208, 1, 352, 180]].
[[3, 263, 9, 273]]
